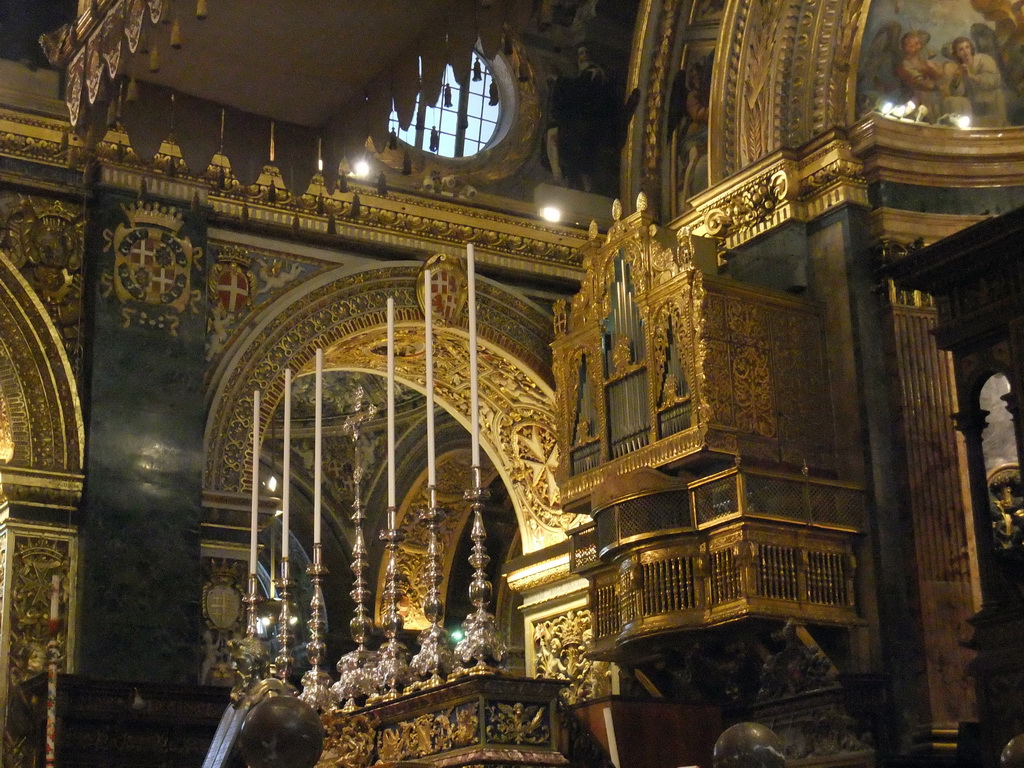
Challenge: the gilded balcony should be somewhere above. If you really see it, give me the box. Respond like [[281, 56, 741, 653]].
[[568, 466, 864, 662]]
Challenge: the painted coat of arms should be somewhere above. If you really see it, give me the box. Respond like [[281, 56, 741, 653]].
[[102, 201, 202, 335]]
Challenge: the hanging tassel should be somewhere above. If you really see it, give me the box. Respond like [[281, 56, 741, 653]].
[[149, 44, 160, 73], [444, 83, 453, 108], [458, 114, 468, 130], [376, 171, 388, 197], [170, 17, 183, 49], [473, 58, 482, 82], [126, 75, 139, 103], [196, 0, 207, 19], [402, 149, 412, 175], [388, 129, 398, 150], [488, 80, 498, 106], [429, 126, 440, 153], [350, 192, 361, 218]]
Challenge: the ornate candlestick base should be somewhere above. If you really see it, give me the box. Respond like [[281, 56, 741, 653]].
[[300, 543, 333, 711], [410, 624, 455, 688], [370, 639, 411, 701], [332, 647, 379, 709], [454, 470, 506, 675]]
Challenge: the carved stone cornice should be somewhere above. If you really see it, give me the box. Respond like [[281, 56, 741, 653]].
[[674, 137, 867, 249]]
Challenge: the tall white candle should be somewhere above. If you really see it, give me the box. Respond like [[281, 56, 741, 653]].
[[424, 269, 436, 487], [250, 389, 261, 574], [314, 349, 323, 545], [467, 243, 480, 468], [387, 297, 396, 509], [282, 368, 291, 560]]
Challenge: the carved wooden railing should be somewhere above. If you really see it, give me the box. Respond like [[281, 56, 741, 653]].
[[569, 466, 864, 660]]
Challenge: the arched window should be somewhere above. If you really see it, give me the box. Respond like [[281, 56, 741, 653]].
[[388, 52, 501, 158], [980, 373, 1024, 549]]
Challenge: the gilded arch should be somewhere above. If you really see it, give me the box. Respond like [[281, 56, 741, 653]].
[[629, 0, 869, 196], [204, 264, 580, 553], [0, 251, 84, 504]]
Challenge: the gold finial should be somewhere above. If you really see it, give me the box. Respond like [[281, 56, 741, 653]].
[[612, 199, 622, 221], [636, 191, 647, 212], [588, 220, 599, 240]]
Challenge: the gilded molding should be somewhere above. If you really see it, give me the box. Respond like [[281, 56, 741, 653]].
[[714, 0, 868, 178], [675, 138, 867, 250], [850, 116, 1024, 188], [0, 250, 84, 486], [640, 0, 683, 201], [0, 109, 80, 171]]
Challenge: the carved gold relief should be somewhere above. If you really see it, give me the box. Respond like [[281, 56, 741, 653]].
[[317, 712, 376, 768], [377, 703, 478, 763], [484, 701, 550, 745], [100, 201, 203, 337], [199, 558, 246, 687], [0, 196, 85, 373], [533, 609, 612, 706], [5, 533, 72, 689]]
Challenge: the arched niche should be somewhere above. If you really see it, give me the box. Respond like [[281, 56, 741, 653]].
[[204, 263, 579, 553], [0, 251, 84, 501]]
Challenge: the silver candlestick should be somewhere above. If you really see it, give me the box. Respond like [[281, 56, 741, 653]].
[[373, 505, 410, 699], [243, 572, 262, 638], [331, 389, 380, 709], [409, 485, 455, 686], [299, 542, 333, 709], [455, 465, 506, 673], [274, 555, 294, 680]]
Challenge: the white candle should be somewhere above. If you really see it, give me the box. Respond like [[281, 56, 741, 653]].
[[424, 269, 436, 487], [282, 368, 291, 560], [467, 243, 480, 468], [49, 574, 60, 622], [250, 389, 261, 574], [314, 349, 323, 545], [387, 297, 396, 509]]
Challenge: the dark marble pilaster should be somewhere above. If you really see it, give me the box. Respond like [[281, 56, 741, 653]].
[[77, 183, 208, 683]]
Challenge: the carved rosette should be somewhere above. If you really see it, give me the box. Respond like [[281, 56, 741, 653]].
[[533, 609, 612, 705]]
